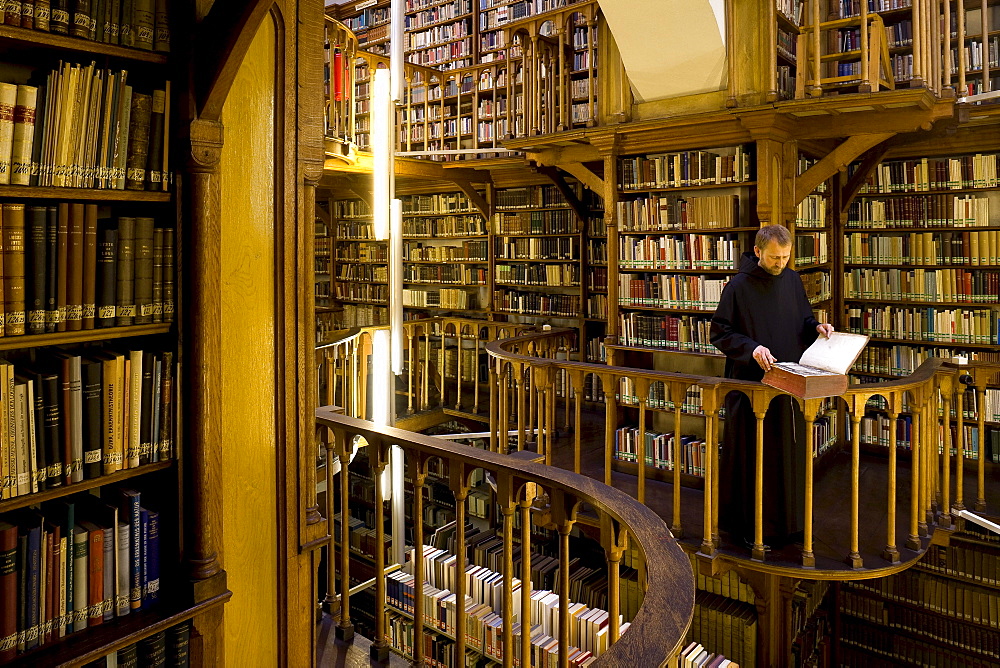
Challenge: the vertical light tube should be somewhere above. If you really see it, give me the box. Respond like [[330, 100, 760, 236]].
[[390, 0, 405, 103], [390, 444, 404, 564], [372, 67, 391, 240], [390, 198, 404, 375], [372, 328, 391, 426]]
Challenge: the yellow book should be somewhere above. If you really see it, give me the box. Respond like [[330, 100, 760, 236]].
[[971, 231, 980, 266]]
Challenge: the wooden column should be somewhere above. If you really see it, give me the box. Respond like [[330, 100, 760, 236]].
[[412, 466, 427, 665], [336, 439, 354, 640], [519, 494, 533, 665], [184, 118, 226, 591], [499, 476, 516, 668], [884, 402, 901, 563], [369, 444, 388, 662], [906, 399, 922, 550], [848, 407, 863, 569], [976, 380, 988, 511], [802, 399, 817, 568]]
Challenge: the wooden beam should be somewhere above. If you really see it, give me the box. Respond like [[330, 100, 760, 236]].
[[555, 162, 604, 194], [451, 179, 493, 220], [840, 144, 890, 209], [344, 178, 373, 210], [794, 133, 894, 205], [536, 166, 589, 224]]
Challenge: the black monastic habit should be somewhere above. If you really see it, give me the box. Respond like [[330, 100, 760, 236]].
[[710, 251, 819, 545]]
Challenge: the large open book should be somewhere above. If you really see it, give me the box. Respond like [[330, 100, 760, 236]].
[[762, 332, 870, 399]]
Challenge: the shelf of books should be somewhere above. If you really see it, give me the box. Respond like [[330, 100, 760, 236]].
[[0, 7, 222, 665], [833, 523, 1000, 666], [795, 154, 833, 325], [401, 191, 490, 318], [330, 198, 389, 327]]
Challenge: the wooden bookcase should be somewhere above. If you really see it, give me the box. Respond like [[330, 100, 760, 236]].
[[330, 198, 390, 328], [0, 12, 229, 667]]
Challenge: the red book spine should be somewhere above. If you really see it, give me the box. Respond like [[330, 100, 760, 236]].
[[333, 49, 344, 102], [87, 528, 103, 627]]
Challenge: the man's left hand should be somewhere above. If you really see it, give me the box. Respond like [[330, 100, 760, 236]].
[[816, 323, 834, 338]]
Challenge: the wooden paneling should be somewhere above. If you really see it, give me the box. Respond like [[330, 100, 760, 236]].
[[219, 16, 280, 663]]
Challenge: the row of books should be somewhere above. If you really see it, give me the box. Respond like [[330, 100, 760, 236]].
[[333, 282, 386, 303], [617, 377, 710, 415], [405, 265, 487, 285], [846, 194, 989, 228], [679, 643, 740, 668], [402, 193, 479, 215], [403, 241, 488, 262], [950, 38, 1000, 77], [618, 273, 727, 311], [495, 237, 577, 260], [405, 21, 471, 51], [613, 427, 708, 477], [840, 618, 989, 667], [492, 290, 579, 317], [846, 572, 1000, 628], [853, 344, 999, 377], [683, 591, 755, 668], [844, 268, 1000, 303], [331, 512, 393, 563], [617, 234, 742, 269], [844, 306, 999, 344], [336, 242, 387, 262], [496, 263, 579, 287], [919, 541, 1000, 588], [800, 270, 831, 305], [0, 206, 174, 336], [404, 0, 472, 31], [402, 215, 486, 238], [794, 231, 828, 265], [616, 194, 741, 231], [333, 221, 379, 240], [493, 210, 578, 235], [857, 153, 1000, 193], [586, 266, 607, 290], [837, 0, 911, 18], [0, 0, 170, 52], [0, 66, 170, 191], [82, 622, 190, 668], [795, 194, 826, 227], [616, 313, 715, 353], [585, 294, 606, 319], [1, 346, 175, 498], [494, 185, 571, 210], [334, 304, 387, 328], [843, 230, 999, 266], [618, 147, 753, 190], [335, 264, 387, 283], [403, 288, 474, 309], [0, 487, 159, 661]]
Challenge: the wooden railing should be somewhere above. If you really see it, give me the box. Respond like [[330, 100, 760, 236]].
[[797, 11, 895, 97], [325, 2, 601, 158], [316, 409, 694, 666], [486, 328, 1000, 572]]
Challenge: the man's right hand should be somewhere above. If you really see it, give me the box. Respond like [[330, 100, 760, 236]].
[[753, 345, 776, 371]]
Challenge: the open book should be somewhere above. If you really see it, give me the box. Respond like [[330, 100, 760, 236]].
[[762, 332, 870, 399]]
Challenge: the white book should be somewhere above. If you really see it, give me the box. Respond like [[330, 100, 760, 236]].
[[14, 381, 32, 495], [0, 82, 17, 185], [127, 350, 143, 468], [9, 85, 38, 185], [116, 522, 131, 617]]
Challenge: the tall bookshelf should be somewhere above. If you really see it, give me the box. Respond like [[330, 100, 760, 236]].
[[330, 198, 390, 327], [794, 153, 833, 325], [0, 7, 221, 665]]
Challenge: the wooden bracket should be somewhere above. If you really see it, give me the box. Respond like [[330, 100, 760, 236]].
[[451, 178, 493, 220], [839, 143, 891, 210], [536, 166, 590, 225], [344, 177, 373, 211], [555, 162, 604, 194], [794, 133, 895, 205]]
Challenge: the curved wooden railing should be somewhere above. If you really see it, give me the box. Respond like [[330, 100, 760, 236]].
[[486, 328, 1000, 574], [316, 409, 694, 666]]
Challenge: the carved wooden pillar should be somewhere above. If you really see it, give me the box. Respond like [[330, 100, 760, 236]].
[[185, 117, 225, 588]]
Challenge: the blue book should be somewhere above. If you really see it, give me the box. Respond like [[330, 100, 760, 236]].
[[144, 510, 159, 608], [138, 508, 149, 610], [18, 513, 43, 650]]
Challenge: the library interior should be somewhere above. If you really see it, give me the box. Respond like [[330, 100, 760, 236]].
[[1, 0, 1000, 666]]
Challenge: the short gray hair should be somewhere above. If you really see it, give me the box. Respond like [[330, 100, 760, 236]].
[[755, 224, 791, 249]]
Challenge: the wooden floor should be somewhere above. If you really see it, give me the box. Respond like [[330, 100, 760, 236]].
[[316, 615, 411, 667], [546, 409, 1000, 576]]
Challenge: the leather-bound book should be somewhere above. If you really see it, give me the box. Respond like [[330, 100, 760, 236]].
[[133, 217, 153, 324], [50, 0, 69, 34], [151, 227, 163, 322], [145, 89, 165, 190], [82, 204, 98, 329], [132, 0, 153, 50], [153, 0, 169, 52], [124, 92, 151, 190], [119, 0, 134, 47], [10, 85, 38, 186], [96, 222, 117, 328], [80, 357, 103, 479], [763, 332, 870, 399], [28, 84, 45, 186], [26, 205, 48, 335], [0, 521, 16, 662], [70, 0, 92, 38], [21, 0, 34, 29], [2, 203, 26, 337], [55, 202, 69, 332], [0, 83, 16, 186], [157, 350, 172, 461], [138, 350, 154, 465], [162, 228, 173, 321], [34, 0, 50, 31], [38, 372, 63, 488], [115, 217, 135, 325], [44, 206, 58, 332], [4, 0, 22, 27], [66, 203, 85, 331]]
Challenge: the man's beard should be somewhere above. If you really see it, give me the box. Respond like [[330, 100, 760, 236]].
[[763, 265, 784, 276]]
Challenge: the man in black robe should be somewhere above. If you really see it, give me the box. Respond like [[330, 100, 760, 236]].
[[710, 225, 834, 549]]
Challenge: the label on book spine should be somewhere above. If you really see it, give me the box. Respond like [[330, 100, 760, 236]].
[[83, 304, 95, 318], [98, 305, 115, 319], [0, 634, 14, 652], [118, 305, 135, 317], [51, 8, 68, 24], [47, 463, 62, 480], [84, 450, 101, 464], [67, 305, 83, 321]]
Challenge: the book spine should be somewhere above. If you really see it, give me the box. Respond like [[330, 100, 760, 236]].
[[26, 206, 47, 335], [81, 359, 102, 478], [96, 226, 117, 327], [66, 203, 85, 331], [145, 89, 165, 190], [25, 524, 40, 650], [138, 351, 154, 465], [4, 0, 22, 27], [70, 0, 91, 38], [41, 374, 63, 488], [101, 526, 113, 621], [10, 85, 38, 186], [49, 0, 69, 33], [0, 525, 16, 662], [153, 0, 168, 52], [152, 227, 163, 322], [86, 527, 102, 627], [124, 92, 151, 190], [132, 0, 152, 49], [133, 217, 153, 323], [143, 510, 157, 607], [127, 351, 140, 468], [55, 202, 68, 332], [115, 522, 129, 617], [27, 83, 44, 186], [119, 0, 134, 47], [3, 203, 27, 336], [44, 206, 58, 332], [0, 83, 17, 186], [68, 356, 83, 483], [115, 217, 135, 325], [71, 527, 86, 632], [82, 204, 98, 329], [157, 351, 172, 460], [162, 227, 173, 321], [34, 0, 49, 30]]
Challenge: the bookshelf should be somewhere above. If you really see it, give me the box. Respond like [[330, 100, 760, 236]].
[[794, 153, 833, 325], [330, 198, 390, 327], [0, 6, 223, 666]]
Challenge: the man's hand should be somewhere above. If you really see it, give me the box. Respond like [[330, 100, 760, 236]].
[[753, 345, 776, 371], [816, 323, 834, 338]]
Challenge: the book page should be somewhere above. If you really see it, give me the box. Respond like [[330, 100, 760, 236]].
[[772, 362, 839, 376], [798, 332, 870, 375]]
